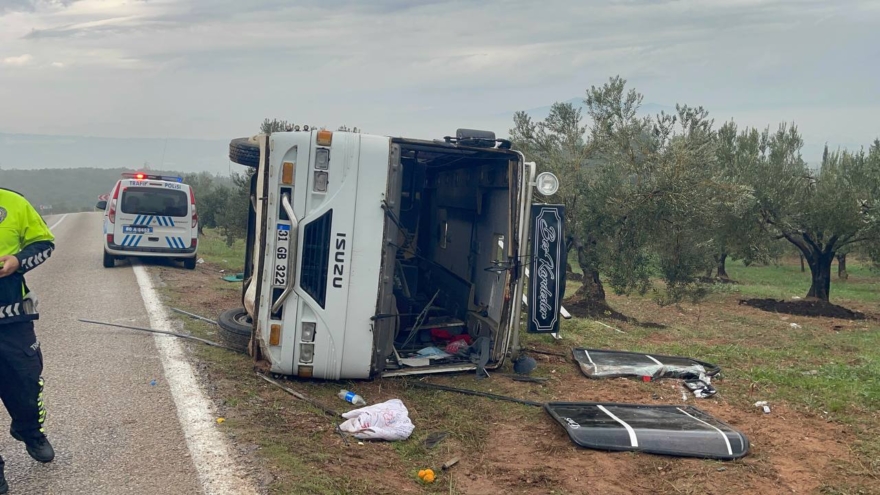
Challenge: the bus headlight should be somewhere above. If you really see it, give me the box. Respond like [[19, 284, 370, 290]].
[[301, 322, 316, 342], [314, 171, 329, 192], [535, 172, 559, 196], [300, 343, 314, 363]]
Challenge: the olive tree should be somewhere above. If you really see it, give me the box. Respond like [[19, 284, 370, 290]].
[[749, 129, 880, 301], [511, 76, 733, 312], [707, 123, 778, 279]]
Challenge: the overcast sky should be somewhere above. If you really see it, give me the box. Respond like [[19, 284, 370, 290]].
[[1, 0, 878, 162]]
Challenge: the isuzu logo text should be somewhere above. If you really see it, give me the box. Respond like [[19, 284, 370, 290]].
[[332, 233, 347, 288]]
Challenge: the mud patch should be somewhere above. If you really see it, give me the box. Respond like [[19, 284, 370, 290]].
[[563, 299, 667, 329], [738, 298, 866, 320]]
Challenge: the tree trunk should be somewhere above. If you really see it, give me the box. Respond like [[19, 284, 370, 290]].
[[806, 252, 834, 302], [837, 253, 848, 280], [799, 254, 805, 272], [716, 252, 729, 280], [572, 266, 606, 304], [569, 237, 607, 308]]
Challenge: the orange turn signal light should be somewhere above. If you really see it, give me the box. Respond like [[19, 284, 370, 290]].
[[316, 130, 333, 146], [282, 161, 295, 185], [269, 324, 281, 346]]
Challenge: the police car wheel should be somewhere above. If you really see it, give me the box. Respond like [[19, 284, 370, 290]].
[[183, 257, 197, 270], [217, 307, 252, 354], [229, 138, 260, 168], [103, 250, 115, 268]]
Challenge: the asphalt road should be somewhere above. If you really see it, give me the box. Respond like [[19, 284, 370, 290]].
[[0, 212, 249, 495]]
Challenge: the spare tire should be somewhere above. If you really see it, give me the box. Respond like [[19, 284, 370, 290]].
[[229, 138, 260, 168], [217, 307, 253, 353]]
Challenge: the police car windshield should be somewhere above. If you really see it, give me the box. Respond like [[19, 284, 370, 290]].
[[121, 187, 188, 217]]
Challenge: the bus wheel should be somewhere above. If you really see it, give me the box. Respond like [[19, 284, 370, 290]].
[[229, 138, 260, 168], [218, 307, 252, 354]]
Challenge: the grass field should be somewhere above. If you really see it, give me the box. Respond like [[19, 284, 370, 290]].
[[157, 235, 879, 494]]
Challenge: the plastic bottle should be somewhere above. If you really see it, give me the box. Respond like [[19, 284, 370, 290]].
[[338, 389, 367, 406]]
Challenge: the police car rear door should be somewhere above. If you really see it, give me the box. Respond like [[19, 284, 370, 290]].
[[116, 178, 191, 250]]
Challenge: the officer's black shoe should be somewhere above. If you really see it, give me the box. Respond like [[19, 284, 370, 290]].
[[0, 463, 8, 494], [10, 430, 55, 463]]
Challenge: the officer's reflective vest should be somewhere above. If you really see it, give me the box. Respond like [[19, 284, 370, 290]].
[[0, 188, 55, 325]]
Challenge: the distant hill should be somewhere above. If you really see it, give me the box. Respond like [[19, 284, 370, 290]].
[[0, 167, 232, 214], [0, 133, 235, 174]]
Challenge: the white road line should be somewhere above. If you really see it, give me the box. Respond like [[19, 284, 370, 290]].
[[48, 214, 68, 231], [677, 407, 734, 456], [645, 354, 663, 366], [132, 264, 257, 495], [597, 405, 638, 447]]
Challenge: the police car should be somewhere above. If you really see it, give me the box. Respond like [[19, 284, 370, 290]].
[[96, 173, 199, 269]]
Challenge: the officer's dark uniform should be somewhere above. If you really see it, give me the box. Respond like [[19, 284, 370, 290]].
[[0, 189, 56, 493]]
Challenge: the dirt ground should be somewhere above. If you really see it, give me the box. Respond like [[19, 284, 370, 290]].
[[739, 298, 868, 320], [155, 261, 879, 495]]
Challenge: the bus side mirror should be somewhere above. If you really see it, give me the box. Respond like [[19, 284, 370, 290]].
[[96, 200, 107, 210]]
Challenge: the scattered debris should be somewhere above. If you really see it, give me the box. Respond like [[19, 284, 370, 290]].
[[545, 402, 750, 460], [754, 401, 771, 414], [398, 357, 431, 367], [595, 321, 625, 334], [572, 348, 720, 382], [216, 418, 225, 424], [170, 307, 217, 325], [513, 355, 538, 374], [407, 380, 543, 407], [79, 318, 237, 351], [334, 424, 351, 445], [442, 458, 460, 470], [338, 399, 415, 441], [256, 373, 340, 417], [802, 370, 819, 376], [502, 374, 549, 383], [222, 273, 245, 282], [416, 346, 453, 359], [683, 379, 717, 398], [418, 469, 436, 484], [525, 348, 569, 359], [423, 432, 448, 449], [789, 323, 802, 329], [338, 389, 367, 406], [196, 258, 205, 264], [150, 380, 157, 386]]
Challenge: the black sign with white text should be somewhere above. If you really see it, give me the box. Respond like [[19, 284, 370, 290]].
[[528, 204, 566, 333]]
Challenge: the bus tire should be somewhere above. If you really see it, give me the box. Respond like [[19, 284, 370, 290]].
[[217, 307, 252, 353], [103, 250, 115, 268], [229, 138, 260, 168]]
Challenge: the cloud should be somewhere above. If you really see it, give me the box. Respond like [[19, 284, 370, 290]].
[[0, 0, 876, 160], [22, 15, 172, 39], [50, 61, 64, 67], [2, 53, 33, 65], [0, 0, 81, 15]]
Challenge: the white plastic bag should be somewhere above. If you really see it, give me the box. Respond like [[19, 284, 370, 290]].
[[338, 399, 415, 441]]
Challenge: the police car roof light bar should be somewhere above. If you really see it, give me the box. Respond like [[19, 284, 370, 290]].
[[122, 172, 183, 182]]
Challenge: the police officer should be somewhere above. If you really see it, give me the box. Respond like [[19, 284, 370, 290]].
[[0, 188, 56, 494]]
